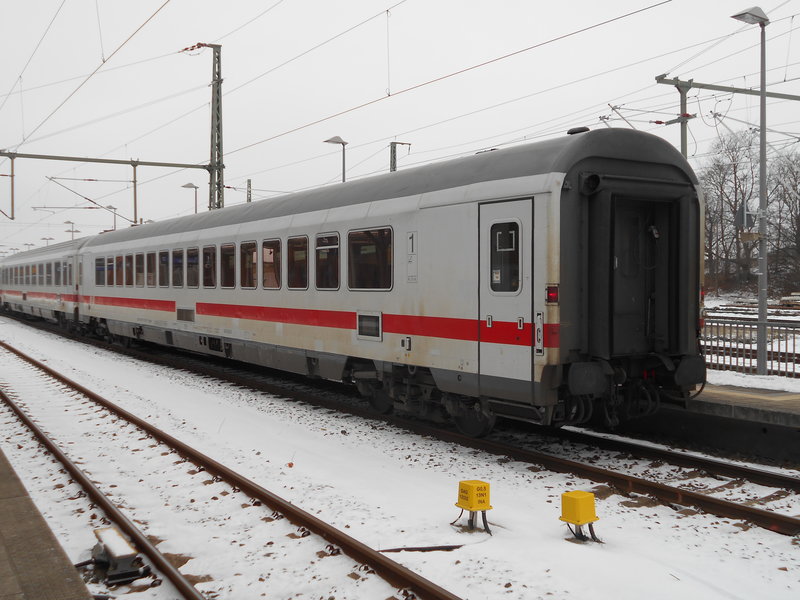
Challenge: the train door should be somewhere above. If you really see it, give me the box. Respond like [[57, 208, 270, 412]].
[[478, 199, 533, 401]]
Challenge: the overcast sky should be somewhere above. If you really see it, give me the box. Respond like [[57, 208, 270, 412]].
[[1, 0, 798, 251]]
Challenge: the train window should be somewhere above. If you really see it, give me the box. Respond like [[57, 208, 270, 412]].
[[221, 243, 236, 289], [115, 256, 124, 286], [146, 252, 156, 287], [240, 241, 257, 289], [348, 228, 393, 290], [95, 258, 105, 286], [106, 257, 114, 286], [262, 240, 281, 289], [38, 264, 44, 286], [203, 246, 217, 288], [158, 251, 169, 287], [55, 262, 62, 286], [316, 233, 339, 290], [173, 249, 185, 287], [490, 221, 520, 293], [287, 236, 308, 289], [125, 255, 134, 286], [26, 265, 31, 285], [46, 263, 52, 286], [135, 253, 145, 287], [186, 248, 199, 287]]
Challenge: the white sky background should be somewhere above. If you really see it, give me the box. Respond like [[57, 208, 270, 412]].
[[0, 0, 799, 250]]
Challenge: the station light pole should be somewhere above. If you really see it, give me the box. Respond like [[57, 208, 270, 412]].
[[41, 237, 54, 246], [182, 182, 199, 213], [732, 5, 769, 375], [324, 136, 348, 182]]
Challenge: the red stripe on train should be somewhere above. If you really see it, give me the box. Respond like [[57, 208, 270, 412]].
[[93, 296, 176, 312], [196, 302, 356, 329]]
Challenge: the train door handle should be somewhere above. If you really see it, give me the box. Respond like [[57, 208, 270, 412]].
[[517, 317, 524, 330], [486, 315, 493, 328]]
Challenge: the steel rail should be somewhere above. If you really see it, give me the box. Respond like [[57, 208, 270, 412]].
[[0, 388, 206, 600], [0, 340, 462, 600], [420, 428, 800, 536], [120, 340, 800, 536], [5, 315, 798, 536], [551, 428, 800, 493]]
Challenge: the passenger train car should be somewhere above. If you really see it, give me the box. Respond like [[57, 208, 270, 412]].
[[1, 128, 706, 435]]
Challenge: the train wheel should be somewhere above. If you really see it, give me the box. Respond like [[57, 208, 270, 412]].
[[369, 388, 393, 414], [453, 404, 496, 437]]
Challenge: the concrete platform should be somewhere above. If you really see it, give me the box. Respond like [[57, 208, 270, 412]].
[[628, 381, 800, 463], [0, 447, 91, 600], [691, 383, 800, 428]]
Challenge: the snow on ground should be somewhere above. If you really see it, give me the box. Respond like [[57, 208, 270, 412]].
[[1, 316, 798, 599]]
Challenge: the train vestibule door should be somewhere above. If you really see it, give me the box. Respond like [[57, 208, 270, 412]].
[[478, 199, 533, 401]]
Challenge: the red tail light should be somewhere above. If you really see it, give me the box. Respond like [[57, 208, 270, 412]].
[[546, 285, 559, 304]]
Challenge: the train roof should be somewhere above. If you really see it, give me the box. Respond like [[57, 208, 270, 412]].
[[5, 129, 696, 257], [0, 237, 87, 266]]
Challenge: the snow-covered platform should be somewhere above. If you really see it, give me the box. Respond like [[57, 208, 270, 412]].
[[0, 447, 91, 600]]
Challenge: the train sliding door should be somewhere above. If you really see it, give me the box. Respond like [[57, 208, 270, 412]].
[[478, 199, 533, 402]]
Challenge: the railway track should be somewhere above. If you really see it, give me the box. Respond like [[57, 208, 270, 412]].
[[0, 339, 462, 600], [4, 315, 800, 539], [68, 331, 800, 537]]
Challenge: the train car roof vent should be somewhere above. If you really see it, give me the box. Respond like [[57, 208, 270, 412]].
[[567, 127, 590, 135]]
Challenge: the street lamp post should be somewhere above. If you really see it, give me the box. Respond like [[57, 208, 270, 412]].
[[732, 6, 769, 375], [23, 243, 35, 251], [182, 183, 199, 214], [324, 136, 348, 182], [41, 237, 54, 246]]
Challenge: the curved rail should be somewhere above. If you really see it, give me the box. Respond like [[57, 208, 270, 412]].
[[0, 340, 462, 600]]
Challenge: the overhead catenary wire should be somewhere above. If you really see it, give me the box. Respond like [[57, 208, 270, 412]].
[[0, 0, 66, 116], [226, 0, 673, 158], [9, 0, 174, 152]]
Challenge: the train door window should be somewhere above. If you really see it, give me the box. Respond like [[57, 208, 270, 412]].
[[106, 257, 114, 286], [490, 221, 520, 293], [186, 248, 198, 287], [287, 236, 308, 289], [46, 263, 53, 286], [95, 258, 105, 286], [316, 233, 339, 290], [55, 262, 62, 286], [158, 251, 169, 287], [125, 255, 134, 286], [135, 253, 145, 287], [203, 246, 217, 288], [75, 262, 79, 287], [262, 239, 281, 289], [221, 243, 236, 289], [348, 228, 393, 290], [146, 252, 156, 287], [115, 256, 124, 286], [240, 241, 257, 289]]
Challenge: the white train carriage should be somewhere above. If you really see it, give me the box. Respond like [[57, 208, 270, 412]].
[[1, 128, 706, 434], [0, 239, 82, 327]]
